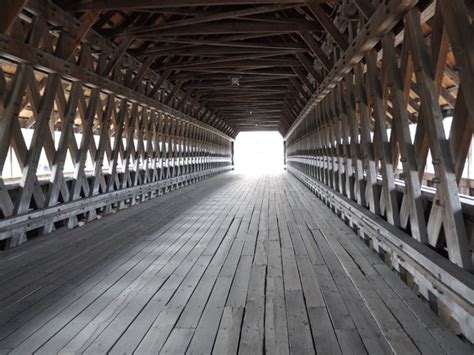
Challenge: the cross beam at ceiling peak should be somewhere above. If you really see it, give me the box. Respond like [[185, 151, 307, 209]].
[[64, 0, 326, 11]]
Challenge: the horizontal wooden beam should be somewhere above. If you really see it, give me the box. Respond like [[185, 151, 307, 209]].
[[135, 45, 307, 57], [147, 38, 309, 51], [117, 4, 296, 36], [133, 20, 321, 37], [159, 54, 299, 70], [65, 0, 315, 11], [171, 69, 297, 79]]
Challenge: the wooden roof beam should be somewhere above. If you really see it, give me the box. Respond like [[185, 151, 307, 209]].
[[196, 87, 291, 93], [132, 20, 322, 38], [193, 83, 291, 89], [135, 45, 306, 57], [295, 52, 323, 83], [116, 4, 297, 36], [353, 0, 375, 19], [292, 66, 314, 92], [55, 10, 101, 60], [171, 69, 298, 79], [298, 32, 332, 71], [148, 38, 309, 51], [65, 0, 314, 11], [305, 0, 349, 50], [219, 109, 284, 114], [0, 0, 28, 35], [159, 57, 302, 71]]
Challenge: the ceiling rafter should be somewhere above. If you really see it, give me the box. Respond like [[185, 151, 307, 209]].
[[41, 0, 456, 134]]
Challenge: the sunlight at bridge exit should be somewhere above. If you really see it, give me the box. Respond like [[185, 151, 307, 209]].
[[234, 131, 284, 174]]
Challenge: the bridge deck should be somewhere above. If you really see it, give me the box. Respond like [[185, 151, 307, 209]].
[[0, 173, 470, 354]]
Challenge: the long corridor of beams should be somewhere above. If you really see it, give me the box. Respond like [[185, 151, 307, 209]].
[[0, 173, 470, 354], [1, 0, 474, 353]]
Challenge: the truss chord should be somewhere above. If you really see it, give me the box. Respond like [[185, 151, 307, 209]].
[[0, 0, 473, 346]]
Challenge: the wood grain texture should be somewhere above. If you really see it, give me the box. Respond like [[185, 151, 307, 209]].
[[0, 172, 470, 354]]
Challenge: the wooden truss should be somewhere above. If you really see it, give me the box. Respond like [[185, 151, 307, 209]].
[[0, 0, 473, 337], [286, 0, 474, 272], [0, 0, 473, 343], [0, 0, 234, 247]]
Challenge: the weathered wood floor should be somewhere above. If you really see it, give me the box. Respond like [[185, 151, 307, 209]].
[[0, 173, 471, 354]]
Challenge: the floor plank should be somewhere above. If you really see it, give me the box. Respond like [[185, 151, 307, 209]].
[[0, 172, 471, 354]]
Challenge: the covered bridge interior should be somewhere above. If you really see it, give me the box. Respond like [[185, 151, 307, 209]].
[[0, 0, 473, 353]]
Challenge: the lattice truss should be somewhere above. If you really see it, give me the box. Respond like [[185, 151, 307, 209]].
[[0, 0, 473, 269], [286, 0, 474, 269], [0, 1, 233, 247]]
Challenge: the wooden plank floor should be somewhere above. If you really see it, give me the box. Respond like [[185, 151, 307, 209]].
[[0, 173, 471, 354]]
